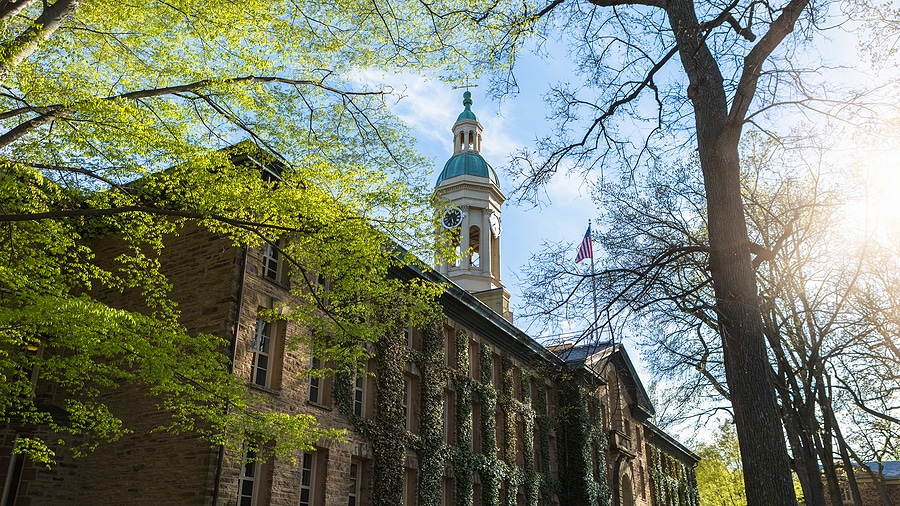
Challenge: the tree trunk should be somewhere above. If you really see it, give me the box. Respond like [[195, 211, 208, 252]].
[[765, 318, 827, 506], [0, 0, 80, 86], [666, 0, 798, 502]]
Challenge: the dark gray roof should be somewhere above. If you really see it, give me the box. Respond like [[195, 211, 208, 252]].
[[645, 422, 700, 464], [551, 343, 655, 421], [553, 342, 614, 367], [392, 256, 565, 368], [864, 461, 900, 479]]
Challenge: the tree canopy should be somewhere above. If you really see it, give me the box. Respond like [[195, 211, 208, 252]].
[[0, 0, 471, 465], [695, 422, 746, 506]]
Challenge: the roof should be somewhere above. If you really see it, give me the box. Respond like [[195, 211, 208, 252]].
[[552, 343, 655, 421], [553, 342, 614, 367], [435, 152, 500, 187], [863, 461, 900, 479], [645, 422, 701, 464], [390, 251, 565, 368]]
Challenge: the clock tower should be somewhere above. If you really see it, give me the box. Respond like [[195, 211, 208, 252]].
[[435, 91, 511, 321]]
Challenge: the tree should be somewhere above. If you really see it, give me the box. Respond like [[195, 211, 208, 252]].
[[0, 1, 465, 465], [518, 127, 900, 505], [452, 0, 858, 501], [695, 421, 746, 506]]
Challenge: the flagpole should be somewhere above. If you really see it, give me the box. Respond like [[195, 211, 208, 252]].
[[589, 219, 598, 342]]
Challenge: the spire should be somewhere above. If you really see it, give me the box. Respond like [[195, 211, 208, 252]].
[[436, 91, 499, 186], [457, 91, 476, 122], [452, 90, 483, 156]]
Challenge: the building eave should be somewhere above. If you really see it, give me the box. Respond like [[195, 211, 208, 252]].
[[644, 422, 701, 464], [391, 260, 565, 368]]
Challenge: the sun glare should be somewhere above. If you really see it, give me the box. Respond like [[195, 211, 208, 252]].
[[841, 149, 900, 241]]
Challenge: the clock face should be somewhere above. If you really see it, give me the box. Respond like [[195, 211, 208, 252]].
[[441, 206, 463, 229], [489, 213, 501, 238]]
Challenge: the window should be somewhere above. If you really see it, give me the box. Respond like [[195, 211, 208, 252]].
[[308, 357, 322, 403], [251, 318, 271, 388], [549, 434, 558, 476], [238, 445, 268, 506], [468, 225, 481, 267], [306, 357, 334, 408], [442, 477, 455, 506], [262, 241, 281, 282], [445, 327, 457, 369], [402, 376, 420, 433], [353, 374, 365, 417], [639, 462, 646, 499], [472, 401, 482, 453], [348, 460, 361, 506], [444, 389, 457, 444], [402, 378, 410, 430], [403, 468, 418, 506], [468, 340, 479, 380], [298, 452, 315, 506], [403, 326, 419, 350]]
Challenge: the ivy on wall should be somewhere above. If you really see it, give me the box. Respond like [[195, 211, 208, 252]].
[[556, 380, 611, 506], [648, 444, 700, 506], [332, 316, 411, 506], [413, 321, 447, 506], [330, 318, 698, 506]]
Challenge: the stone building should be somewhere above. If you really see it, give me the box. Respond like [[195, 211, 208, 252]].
[[0, 93, 698, 506], [833, 461, 900, 506]]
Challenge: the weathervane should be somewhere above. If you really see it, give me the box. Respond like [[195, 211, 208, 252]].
[[451, 81, 479, 91]]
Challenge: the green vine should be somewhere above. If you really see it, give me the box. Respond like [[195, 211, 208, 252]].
[[649, 444, 699, 506], [556, 381, 609, 505], [415, 321, 447, 506], [328, 320, 696, 506]]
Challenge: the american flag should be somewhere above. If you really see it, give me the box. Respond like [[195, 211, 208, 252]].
[[575, 225, 593, 263]]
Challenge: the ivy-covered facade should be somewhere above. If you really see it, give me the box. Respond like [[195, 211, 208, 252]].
[[310, 258, 701, 506], [0, 93, 700, 506]]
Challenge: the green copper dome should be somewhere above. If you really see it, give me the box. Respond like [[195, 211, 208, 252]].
[[435, 152, 499, 186], [456, 91, 477, 121]]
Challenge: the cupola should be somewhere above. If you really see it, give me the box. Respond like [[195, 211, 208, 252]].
[[435, 91, 511, 321]]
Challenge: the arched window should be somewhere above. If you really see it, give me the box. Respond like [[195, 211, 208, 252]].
[[468, 225, 480, 267]]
